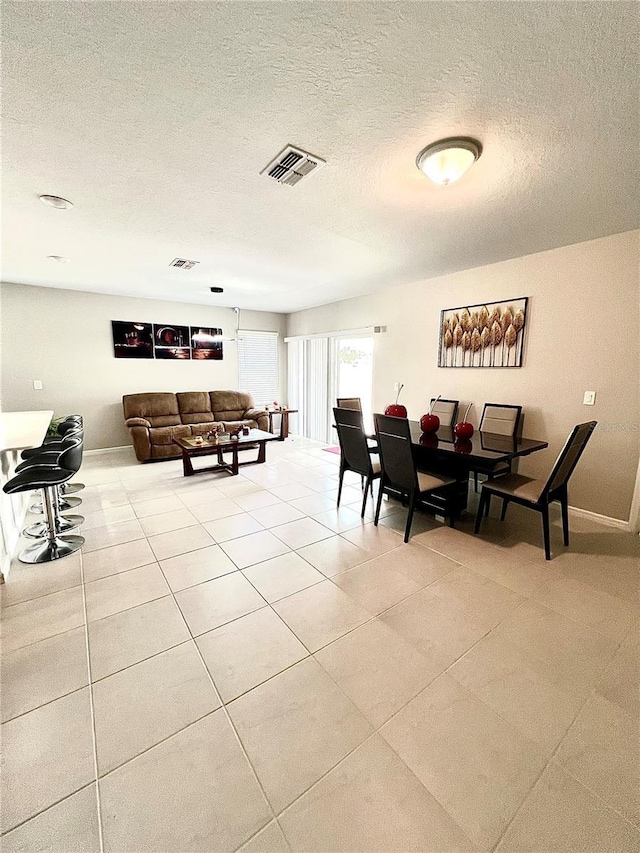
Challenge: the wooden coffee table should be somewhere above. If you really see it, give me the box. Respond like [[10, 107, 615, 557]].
[[173, 429, 278, 477]]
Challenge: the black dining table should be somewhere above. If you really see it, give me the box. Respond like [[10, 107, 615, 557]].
[[371, 420, 549, 519]]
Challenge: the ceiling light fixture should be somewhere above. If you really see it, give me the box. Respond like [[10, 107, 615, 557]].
[[210, 287, 224, 293], [39, 194, 74, 209], [416, 137, 482, 186], [47, 255, 71, 263]]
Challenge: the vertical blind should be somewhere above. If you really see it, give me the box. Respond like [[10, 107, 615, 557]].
[[238, 330, 280, 408], [287, 338, 330, 442]]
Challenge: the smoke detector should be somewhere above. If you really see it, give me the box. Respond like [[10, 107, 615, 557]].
[[169, 258, 199, 270], [261, 145, 326, 187]]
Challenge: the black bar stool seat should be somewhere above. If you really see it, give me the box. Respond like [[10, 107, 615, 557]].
[[3, 465, 84, 564]]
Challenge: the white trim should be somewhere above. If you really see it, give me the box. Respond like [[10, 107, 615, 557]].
[[568, 504, 630, 532], [628, 458, 640, 534], [84, 445, 131, 456], [284, 326, 382, 343]]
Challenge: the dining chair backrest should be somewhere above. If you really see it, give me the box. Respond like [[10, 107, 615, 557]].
[[336, 397, 362, 411], [541, 421, 597, 498], [430, 398, 459, 428], [374, 414, 417, 493], [333, 407, 371, 475], [480, 404, 522, 437]]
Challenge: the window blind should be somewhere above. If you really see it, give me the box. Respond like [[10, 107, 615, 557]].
[[238, 330, 280, 408]]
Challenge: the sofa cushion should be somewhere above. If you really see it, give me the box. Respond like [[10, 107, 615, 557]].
[[220, 419, 259, 432], [177, 392, 214, 424], [123, 393, 181, 427], [149, 425, 192, 446], [210, 390, 254, 420]]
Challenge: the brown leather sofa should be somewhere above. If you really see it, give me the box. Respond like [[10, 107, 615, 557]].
[[123, 391, 270, 461]]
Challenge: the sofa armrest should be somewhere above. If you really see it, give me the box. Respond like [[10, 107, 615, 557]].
[[128, 425, 152, 461], [245, 408, 270, 431], [244, 408, 266, 421], [125, 417, 151, 428]]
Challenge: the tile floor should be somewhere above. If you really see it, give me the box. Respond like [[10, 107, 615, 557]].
[[1, 437, 638, 852]]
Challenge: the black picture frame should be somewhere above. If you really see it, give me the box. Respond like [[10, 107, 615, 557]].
[[438, 297, 529, 368]]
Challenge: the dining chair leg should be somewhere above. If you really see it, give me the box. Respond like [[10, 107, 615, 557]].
[[404, 491, 416, 543], [484, 492, 492, 517], [474, 489, 487, 534], [361, 476, 371, 518], [541, 503, 551, 560], [474, 472, 479, 493], [560, 486, 570, 546], [374, 478, 385, 527], [500, 497, 509, 521], [337, 466, 345, 507]]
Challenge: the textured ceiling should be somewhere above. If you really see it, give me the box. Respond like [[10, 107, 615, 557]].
[[2, 2, 638, 312]]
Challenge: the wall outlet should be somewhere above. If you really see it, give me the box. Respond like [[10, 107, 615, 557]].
[[583, 391, 596, 406], [33, 380, 43, 390]]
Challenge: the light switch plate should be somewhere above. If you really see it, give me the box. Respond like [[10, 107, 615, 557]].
[[583, 391, 596, 406], [33, 380, 43, 390]]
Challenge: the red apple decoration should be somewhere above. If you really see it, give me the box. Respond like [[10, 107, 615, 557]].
[[385, 404, 407, 418], [454, 421, 474, 438], [420, 413, 440, 433], [454, 403, 474, 439], [385, 384, 407, 418]]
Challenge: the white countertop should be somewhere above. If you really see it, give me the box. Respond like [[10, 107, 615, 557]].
[[0, 411, 54, 452]]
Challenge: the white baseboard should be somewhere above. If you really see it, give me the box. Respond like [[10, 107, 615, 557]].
[[568, 504, 630, 532], [84, 445, 131, 456]]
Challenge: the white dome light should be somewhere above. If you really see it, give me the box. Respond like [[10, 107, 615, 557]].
[[39, 194, 74, 209], [416, 138, 482, 186]]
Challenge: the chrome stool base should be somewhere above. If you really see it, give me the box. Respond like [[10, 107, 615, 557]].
[[62, 482, 85, 494], [19, 534, 84, 564], [23, 514, 84, 539], [30, 494, 82, 514]]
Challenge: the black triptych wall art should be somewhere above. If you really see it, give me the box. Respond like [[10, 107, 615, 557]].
[[112, 322, 224, 360]]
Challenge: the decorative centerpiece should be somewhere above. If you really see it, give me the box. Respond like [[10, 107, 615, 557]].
[[454, 403, 474, 438], [420, 395, 441, 434], [385, 383, 407, 418]]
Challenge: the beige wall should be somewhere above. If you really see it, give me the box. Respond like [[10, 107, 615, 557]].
[[0, 284, 287, 451], [287, 231, 640, 521]]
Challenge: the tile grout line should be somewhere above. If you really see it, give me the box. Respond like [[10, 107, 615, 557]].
[[152, 556, 284, 849], [78, 549, 105, 853]]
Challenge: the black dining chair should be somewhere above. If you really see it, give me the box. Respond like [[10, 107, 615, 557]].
[[374, 413, 455, 542], [334, 407, 381, 517], [336, 397, 362, 411], [474, 421, 597, 560], [430, 398, 459, 429], [473, 403, 523, 492]]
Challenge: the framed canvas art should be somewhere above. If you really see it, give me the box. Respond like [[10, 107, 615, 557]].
[[112, 321, 153, 359], [153, 324, 191, 359], [438, 297, 528, 368], [190, 327, 224, 360]]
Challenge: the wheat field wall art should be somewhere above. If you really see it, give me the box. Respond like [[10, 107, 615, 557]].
[[438, 297, 529, 368]]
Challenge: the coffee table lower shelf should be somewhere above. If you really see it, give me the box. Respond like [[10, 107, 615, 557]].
[[173, 430, 277, 477]]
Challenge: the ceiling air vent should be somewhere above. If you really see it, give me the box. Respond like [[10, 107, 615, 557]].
[[169, 258, 200, 270], [261, 145, 326, 187]]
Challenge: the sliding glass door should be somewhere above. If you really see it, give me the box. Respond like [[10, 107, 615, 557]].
[[332, 336, 374, 425], [287, 333, 374, 443]]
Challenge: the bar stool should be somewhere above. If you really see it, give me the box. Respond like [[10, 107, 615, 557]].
[[21, 417, 85, 494], [19, 435, 85, 514], [3, 452, 85, 564]]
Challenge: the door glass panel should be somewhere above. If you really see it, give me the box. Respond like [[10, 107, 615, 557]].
[[336, 337, 374, 425]]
